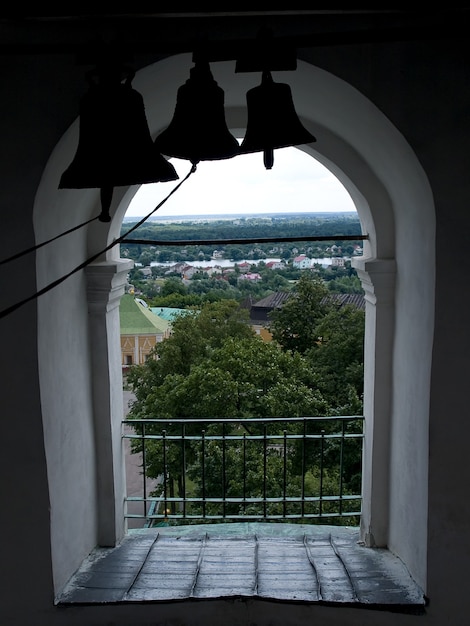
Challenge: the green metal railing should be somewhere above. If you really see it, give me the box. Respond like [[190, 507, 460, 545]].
[[122, 416, 364, 526]]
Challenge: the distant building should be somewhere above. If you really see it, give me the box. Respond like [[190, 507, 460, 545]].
[[323, 292, 365, 310], [238, 272, 262, 282], [248, 292, 291, 324], [243, 292, 291, 342], [236, 261, 251, 273], [265, 260, 285, 270], [165, 262, 188, 275], [242, 291, 365, 341], [120, 294, 171, 370], [150, 306, 189, 322], [293, 254, 312, 269]]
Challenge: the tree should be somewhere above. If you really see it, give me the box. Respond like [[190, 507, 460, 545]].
[[160, 277, 187, 297], [269, 272, 331, 354], [126, 304, 333, 516], [138, 250, 154, 266], [304, 304, 365, 495], [224, 245, 245, 261], [327, 275, 363, 294], [126, 289, 365, 523], [308, 304, 365, 409]]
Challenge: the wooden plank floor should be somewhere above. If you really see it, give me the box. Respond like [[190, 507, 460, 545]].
[[58, 523, 426, 612]]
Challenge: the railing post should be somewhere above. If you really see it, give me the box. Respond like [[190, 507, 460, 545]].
[[301, 419, 306, 518], [319, 430, 325, 517], [141, 422, 147, 519], [222, 422, 226, 519], [283, 429, 287, 518], [181, 422, 186, 518], [339, 420, 345, 516], [201, 429, 206, 518], [162, 430, 167, 517], [243, 432, 247, 514], [263, 423, 267, 518]]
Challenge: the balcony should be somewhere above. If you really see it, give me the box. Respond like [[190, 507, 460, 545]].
[[122, 416, 364, 527], [57, 415, 426, 611]]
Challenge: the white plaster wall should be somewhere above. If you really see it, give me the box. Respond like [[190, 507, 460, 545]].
[[35, 146, 101, 590], [387, 159, 434, 581]]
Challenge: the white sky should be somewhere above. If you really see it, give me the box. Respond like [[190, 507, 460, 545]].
[[125, 145, 356, 218]]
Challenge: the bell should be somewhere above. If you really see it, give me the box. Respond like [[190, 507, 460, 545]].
[[240, 71, 316, 169], [59, 71, 178, 221], [154, 60, 240, 165]]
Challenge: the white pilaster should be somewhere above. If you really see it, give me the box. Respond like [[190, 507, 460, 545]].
[[86, 259, 133, 546], [353, 257, 396, 548]]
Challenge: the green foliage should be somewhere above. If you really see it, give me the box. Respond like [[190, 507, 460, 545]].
[[160, 277, 187, 297], [308, 304, 365, 409], [269, 272, 331, 354], [126, 276, 365, 524], [186, 437, 291, 518], [327, 274, 363, 294]]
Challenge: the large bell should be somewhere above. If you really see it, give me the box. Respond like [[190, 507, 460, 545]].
[[59, 70, 178, 221], [239, 71, 316, 169], [154, 60, 240, 165]]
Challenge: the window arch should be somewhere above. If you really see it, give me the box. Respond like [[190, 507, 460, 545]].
[[35, 53, 433, 594]]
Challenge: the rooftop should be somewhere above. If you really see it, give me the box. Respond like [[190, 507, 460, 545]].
[[120, 294, 170, 335]]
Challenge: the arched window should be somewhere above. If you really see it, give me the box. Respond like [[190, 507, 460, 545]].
[[36, 53, 433, 603]]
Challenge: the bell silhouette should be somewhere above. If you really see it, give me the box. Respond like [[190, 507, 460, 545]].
[[154, 60, 240, 165], [59, 69, 178, 221], [240, 71, 316, 169]]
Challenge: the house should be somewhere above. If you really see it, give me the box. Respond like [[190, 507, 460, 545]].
[[237, 271, 262, 282], [249, 291, 366, 324], [249, 292, 292, 324], [246, 292, 292, 341], [165, 261, 188, 275], [3, 9, 470, 626], [181, 265, 198, 279], [120, 294, 171, 368], [245, 291, 365, 342], [137, 265, 152, 278], [265, 260, 285, 270], [201, 265, 221, 276], [236, 261, 251, 273], [293, 254, 312, 269]]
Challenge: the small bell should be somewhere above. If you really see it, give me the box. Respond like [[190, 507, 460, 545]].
[[154, 60, 240, 165], [59, 65, 178, 222], [240, 71, 316, 169]]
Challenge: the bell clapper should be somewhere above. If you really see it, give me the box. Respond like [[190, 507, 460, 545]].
[[99, 186, 113, 222], [263, 149, 274, 169]]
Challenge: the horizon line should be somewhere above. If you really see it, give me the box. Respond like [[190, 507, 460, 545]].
[[123, 210, 358, 220]]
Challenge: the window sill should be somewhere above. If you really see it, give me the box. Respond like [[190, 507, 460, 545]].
[[58, 523, 426, 614]]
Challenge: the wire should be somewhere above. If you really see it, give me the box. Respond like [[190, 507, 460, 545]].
[[0, 215, 101, 265], [121, 234, 368, 247], [0, 164, 196, 320]]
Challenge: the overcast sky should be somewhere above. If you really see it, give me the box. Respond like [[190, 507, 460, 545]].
[[125, 145, 356, 218]]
